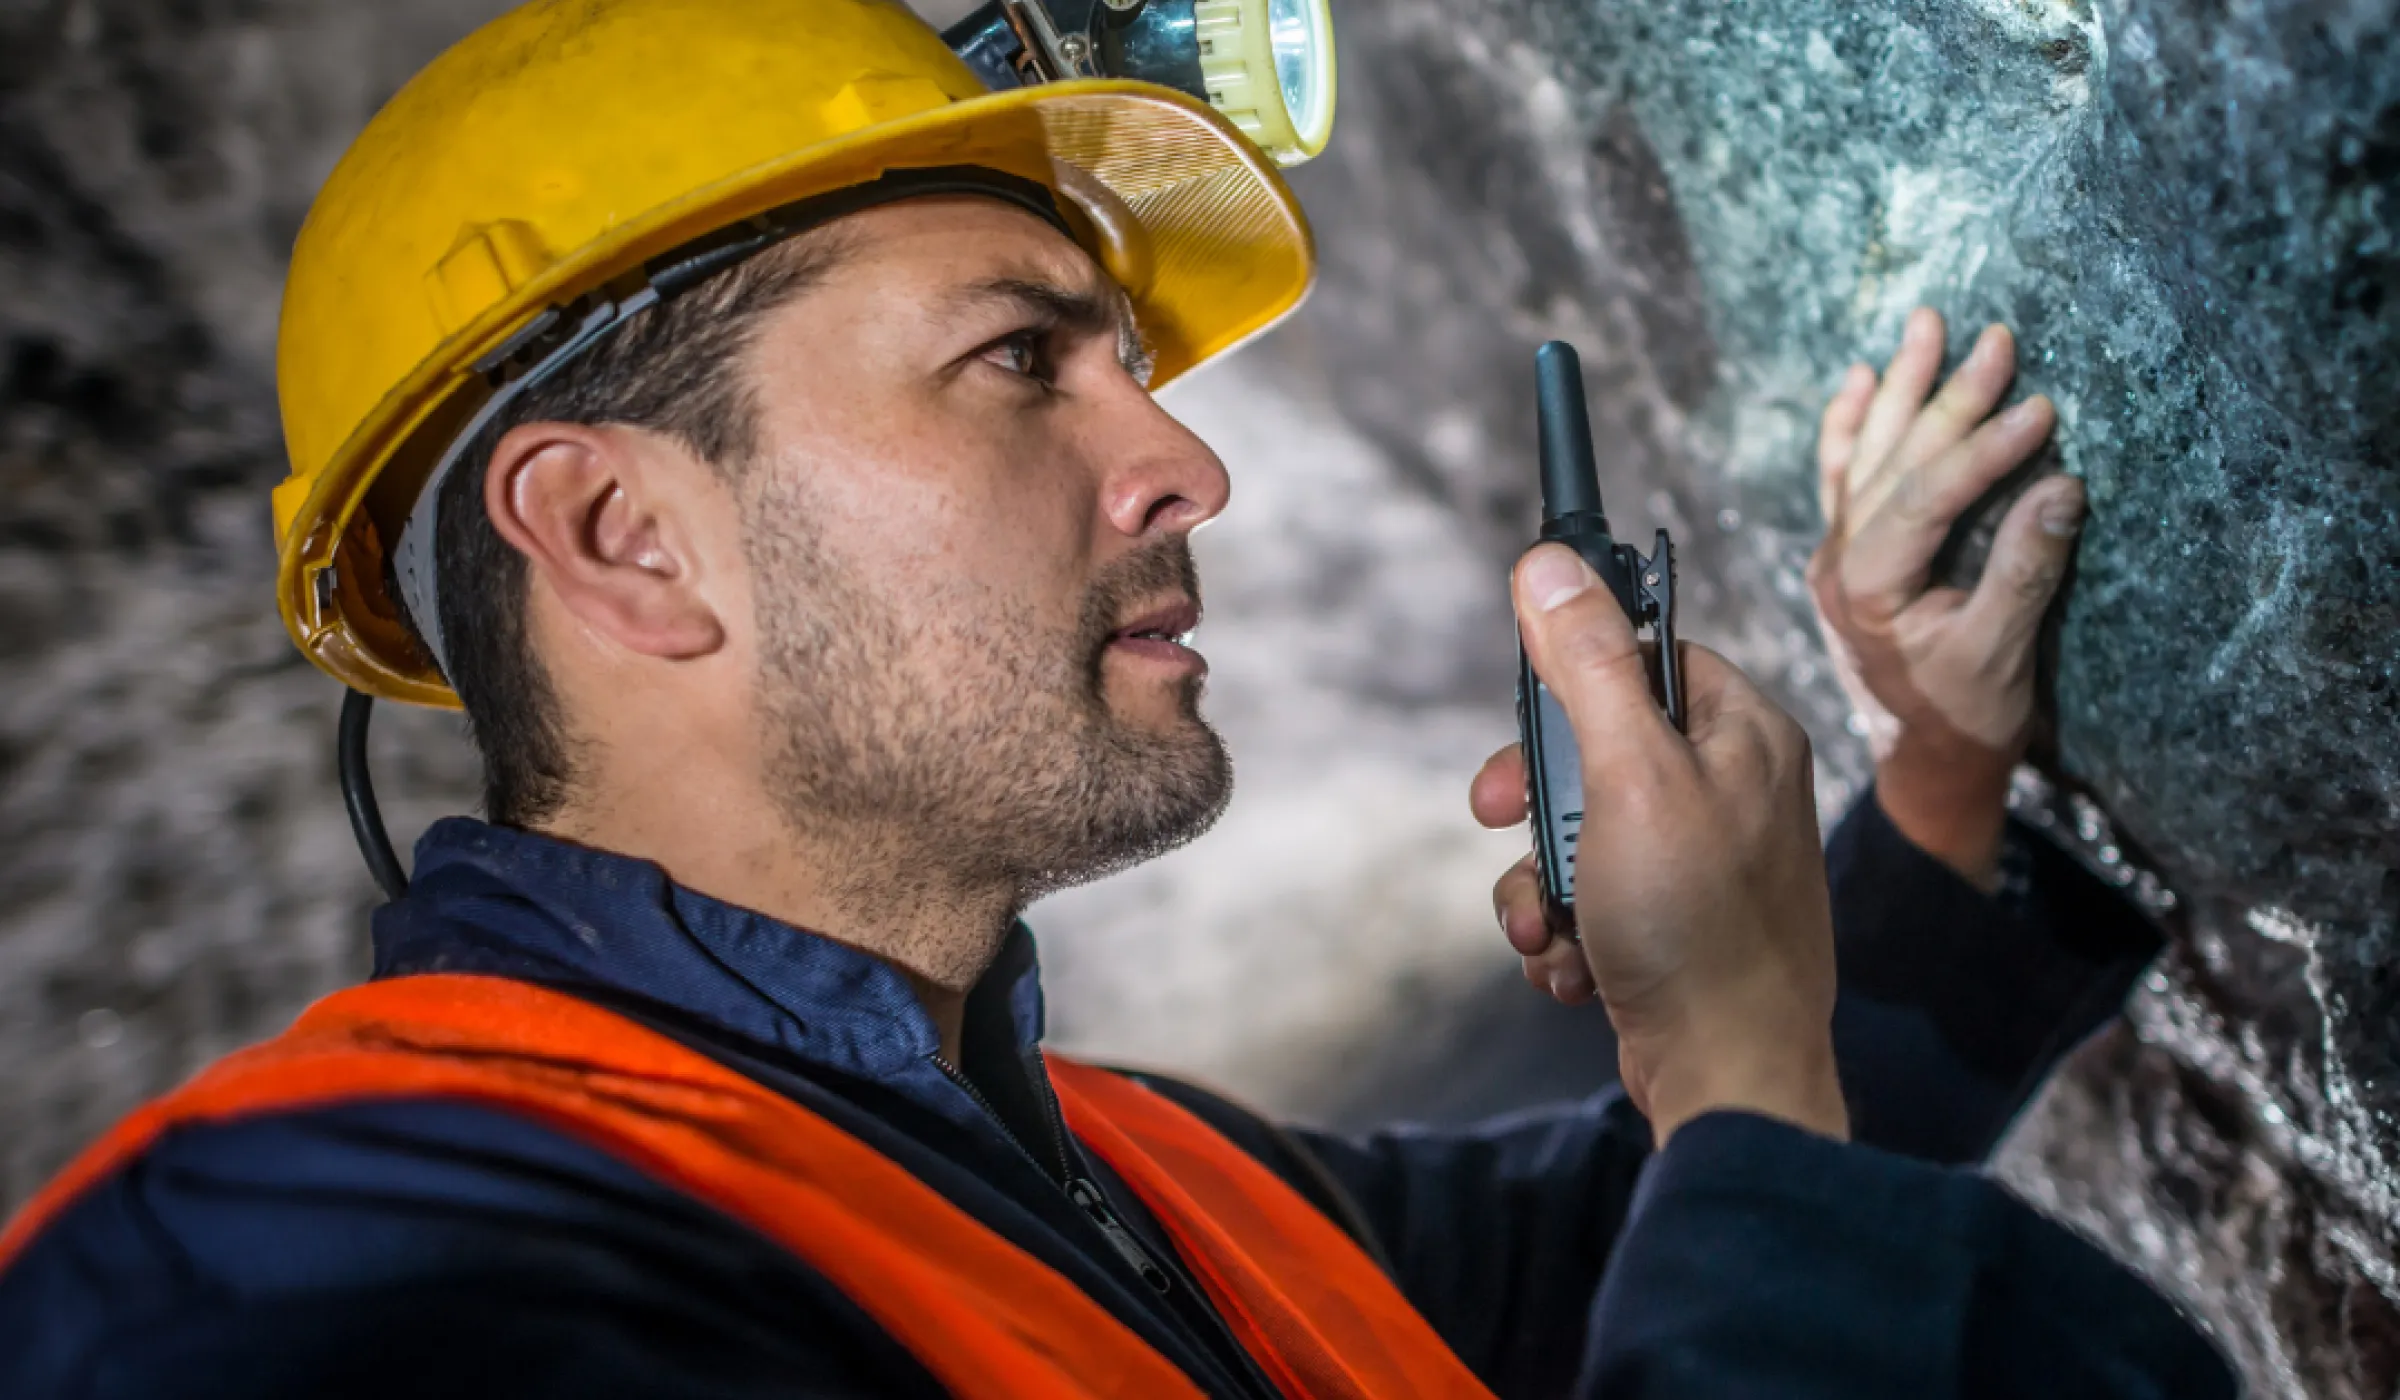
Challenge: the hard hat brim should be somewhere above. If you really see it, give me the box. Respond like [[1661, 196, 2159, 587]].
[[277, 79, 1315, 709]]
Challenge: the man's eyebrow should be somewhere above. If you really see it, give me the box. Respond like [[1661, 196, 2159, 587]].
[[946, 275, 1155, 380]]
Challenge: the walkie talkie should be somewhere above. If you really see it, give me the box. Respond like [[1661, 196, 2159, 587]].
[[1514, 341, 1685, 923]]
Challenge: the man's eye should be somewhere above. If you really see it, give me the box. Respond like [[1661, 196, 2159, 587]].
[[984, 331, 1049, 382]]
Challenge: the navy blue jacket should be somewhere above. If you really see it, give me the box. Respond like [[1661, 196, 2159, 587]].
[[0, 794, 2231, 1398]]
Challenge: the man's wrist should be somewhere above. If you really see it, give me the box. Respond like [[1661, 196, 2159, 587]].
[[1639, 1030, 1850, 1148], [1874, 744, 2014, 891]]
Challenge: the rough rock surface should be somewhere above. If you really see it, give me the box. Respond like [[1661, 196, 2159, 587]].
[[0, 1, 2393, 1395], [0, 0, 508, 1208], [1280, 1, 2399, 1393]]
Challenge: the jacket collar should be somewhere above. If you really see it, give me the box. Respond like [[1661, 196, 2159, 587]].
[[369, 817, 1048, 1086]]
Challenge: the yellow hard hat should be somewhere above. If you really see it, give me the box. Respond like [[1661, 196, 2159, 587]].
[[272, 0, 1318, 709]]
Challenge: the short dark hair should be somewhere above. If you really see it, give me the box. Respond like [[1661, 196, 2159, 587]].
[[406, 233, 846, 828]]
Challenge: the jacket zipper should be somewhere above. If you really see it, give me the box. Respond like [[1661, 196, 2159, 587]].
[[1066, 1177, 1177, 1294], [933, 1051, 1291, 1400], [928, 1053, 1171, 1294]]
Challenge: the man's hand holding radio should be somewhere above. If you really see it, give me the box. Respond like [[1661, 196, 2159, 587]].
[[1472, 547, 1847, 1147], [1464, 311, 2079, 1146], [1808, 309, 2085, 889]]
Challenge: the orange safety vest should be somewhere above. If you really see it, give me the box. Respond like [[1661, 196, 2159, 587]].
[[0, 974, 1494, 1400]]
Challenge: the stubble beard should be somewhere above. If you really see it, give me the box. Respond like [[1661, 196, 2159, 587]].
[[747, 507, 1233, 921]]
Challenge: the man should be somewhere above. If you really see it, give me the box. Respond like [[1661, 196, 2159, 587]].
[[0, 1, 2229, 1396]]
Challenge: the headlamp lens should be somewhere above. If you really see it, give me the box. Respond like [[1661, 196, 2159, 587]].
[[1269, 0, 1326, 140]]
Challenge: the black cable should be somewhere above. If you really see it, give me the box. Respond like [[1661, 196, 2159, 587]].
[[338, 689, 410, 901]]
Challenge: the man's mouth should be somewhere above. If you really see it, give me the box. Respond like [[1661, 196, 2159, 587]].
[[1106, 599, 1207, 674]]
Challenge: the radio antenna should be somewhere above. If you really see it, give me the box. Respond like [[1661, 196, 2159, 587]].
[[1534, 341, 1605, 522]]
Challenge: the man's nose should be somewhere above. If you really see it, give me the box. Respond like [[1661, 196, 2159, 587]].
[[1097, 389, 1232, 539]]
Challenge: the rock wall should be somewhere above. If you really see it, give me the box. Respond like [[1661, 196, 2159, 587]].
[[0, 0, 504, 1211], [0, 1, 2393, 1394], [1276, 2, 2398, 1393]]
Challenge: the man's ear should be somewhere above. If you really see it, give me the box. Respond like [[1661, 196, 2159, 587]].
[[482, 421, 731, 663]]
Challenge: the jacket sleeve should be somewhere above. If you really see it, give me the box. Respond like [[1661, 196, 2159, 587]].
[[1579, 1111, 2233, 1400], [1828, 788, 2168, 1163], [1248, 790, 2182, 1395], [1256, 1088, 2232, 1400]]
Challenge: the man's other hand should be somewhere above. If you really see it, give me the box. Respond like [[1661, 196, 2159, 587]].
[[1471, 547, 1846, 1147], [1807, 308, 2086, 889]]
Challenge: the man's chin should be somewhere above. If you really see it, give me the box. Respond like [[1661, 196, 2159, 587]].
[[1016, 713, 1233, 900]]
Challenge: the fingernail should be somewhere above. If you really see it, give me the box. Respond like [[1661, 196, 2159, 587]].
[[1548, 969, 1577, 1000], [1525, 547, 1595, 613], [2005, 397, 2047, 428], [2041, 484, 2087, 537]]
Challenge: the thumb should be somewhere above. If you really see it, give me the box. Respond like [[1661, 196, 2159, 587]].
[[1961, 476, 2085, 648], [1514, 544, 1674, 766]]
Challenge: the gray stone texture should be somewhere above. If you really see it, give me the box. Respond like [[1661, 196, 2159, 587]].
[[1275, 3, 2397, 1393], [0, 0, 2393, 1395]]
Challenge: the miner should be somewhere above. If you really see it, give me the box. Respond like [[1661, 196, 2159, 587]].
[[0, 1, 2229, 1395]]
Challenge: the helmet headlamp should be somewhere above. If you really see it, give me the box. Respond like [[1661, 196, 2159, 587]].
[[946, 0, 1338, 166]]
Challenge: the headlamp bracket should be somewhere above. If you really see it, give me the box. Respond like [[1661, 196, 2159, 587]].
[[949, 0, 1204, 103], [998, 0, 1099, 82]]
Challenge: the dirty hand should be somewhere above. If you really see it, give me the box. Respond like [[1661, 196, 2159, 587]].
[[1807, 308, 2087, 889], [1470, 545, 1845, 1146]]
